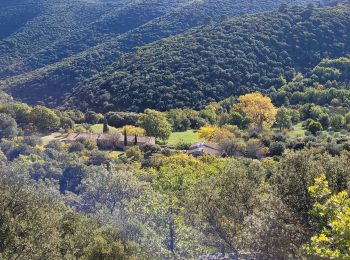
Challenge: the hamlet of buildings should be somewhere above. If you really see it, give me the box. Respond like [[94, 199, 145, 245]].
[[63, 132, 155, 150]]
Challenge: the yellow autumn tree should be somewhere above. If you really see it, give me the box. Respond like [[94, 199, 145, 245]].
[[197, 125, 234, 143], [197, 126, 218, 140], [234, 92, 277, 131], [122, 125, 145, 135]]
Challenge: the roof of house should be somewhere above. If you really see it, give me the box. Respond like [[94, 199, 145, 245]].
[[113, 135, 155, 143], [63, 132, 155, 144], [188, 142, 223, 156]]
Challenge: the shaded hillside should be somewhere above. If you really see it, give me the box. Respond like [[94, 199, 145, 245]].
[[0, 0, 111, 68], [66, 5, 350, 112], [0, 0, 187, 78], [1, 0, 320, 106], [0, 0, 42, 40]]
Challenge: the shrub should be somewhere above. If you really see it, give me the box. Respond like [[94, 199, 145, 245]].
[[125, 146, 144, 161], [69, 142, 85, 153], [326, 142, 342, 156], [87, 151, 111, 166], [246, 139, 266, 159], [308, 121, 323, 135], [175, 142, 192, 150], [161, 148, 173, 156], [273, 133, 287, 142], [220, 139, 246, 157], [140, 143, 161, 154], [23, 136, 42, 146], [0, 113, 18, 139], [269, 142, 286, 156], [330, 115, 346, 130]]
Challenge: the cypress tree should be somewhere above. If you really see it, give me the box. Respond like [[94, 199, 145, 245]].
[[124, 129, 128, 147], [134, 134, 138, 145], [103, 117, 109, 133]]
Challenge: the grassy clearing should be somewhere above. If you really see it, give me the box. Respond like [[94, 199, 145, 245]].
[[168, 130, 201, 145], [90, 124, 119, 134], [288, 123, 306, 138], [41, 132, 66, 145]]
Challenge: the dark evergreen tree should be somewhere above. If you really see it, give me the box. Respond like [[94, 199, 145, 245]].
[[103, 118, 109, 133], [134, 134, 138, 145], [124, 129, 128, 147]]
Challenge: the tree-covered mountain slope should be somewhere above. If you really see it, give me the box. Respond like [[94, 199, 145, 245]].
[[0, 0, 109, 71], [0, 0, 188, 79], [64, 4, 350, 112], [0, 0, 42, 40], [1, 0, 321, 106]]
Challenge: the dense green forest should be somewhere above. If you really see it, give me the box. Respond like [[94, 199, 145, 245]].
[[1, 0, 321, 106], [0, 0, 185, 78], [64, 4, 350, 112], [271, 56, 350, 107]]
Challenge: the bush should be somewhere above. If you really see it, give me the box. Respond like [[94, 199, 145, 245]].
[[343, 141, 350, 152], [125, 146, 144, 161], [308, 121, 323, 135], [23, 136, 42, 146], [0, 113, 18, 138], [326, 142, 342, 156], [87, 151, 111, 166], [246, 139, 266, 159], [69, 142, 85, 153], [161, 148, 173, 156], [60, 116, 74, 130], [175, 142, 192, 150], [273, 133, 287, 142], [304, 135, 316, 143], [330, 115, 346, 130], [229, 111, 246, 129], [220, 139, 246, 157], [189, 116, 206, 130], [269, 142, 286, 156], [140, 143, 161, 154], [288, 141, 305, 150]]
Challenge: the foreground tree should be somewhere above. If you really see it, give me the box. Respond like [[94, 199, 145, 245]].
[[0, 163, 144, 259], [305, 175, 350, 258], [185, 160, 305, 258], [234, 93, 277, 131]]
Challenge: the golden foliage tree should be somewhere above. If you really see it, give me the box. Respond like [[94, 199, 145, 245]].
[[197, 125, 234, 143], [234, 92, 277, 130]]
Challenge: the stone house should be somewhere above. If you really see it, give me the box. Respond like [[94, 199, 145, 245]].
[[63, 132, 155, 150], [187, 142, 225, 157]]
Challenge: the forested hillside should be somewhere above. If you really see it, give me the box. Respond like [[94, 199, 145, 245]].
[[0, 0, 187, 78], [66, 4, 350, 112], [0, 0, 42, 39], [0, 0, 108, 72], [1, 0, 321, 106]]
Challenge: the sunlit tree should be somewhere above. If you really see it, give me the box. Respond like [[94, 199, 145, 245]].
[[234, 92, 277, 131]]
